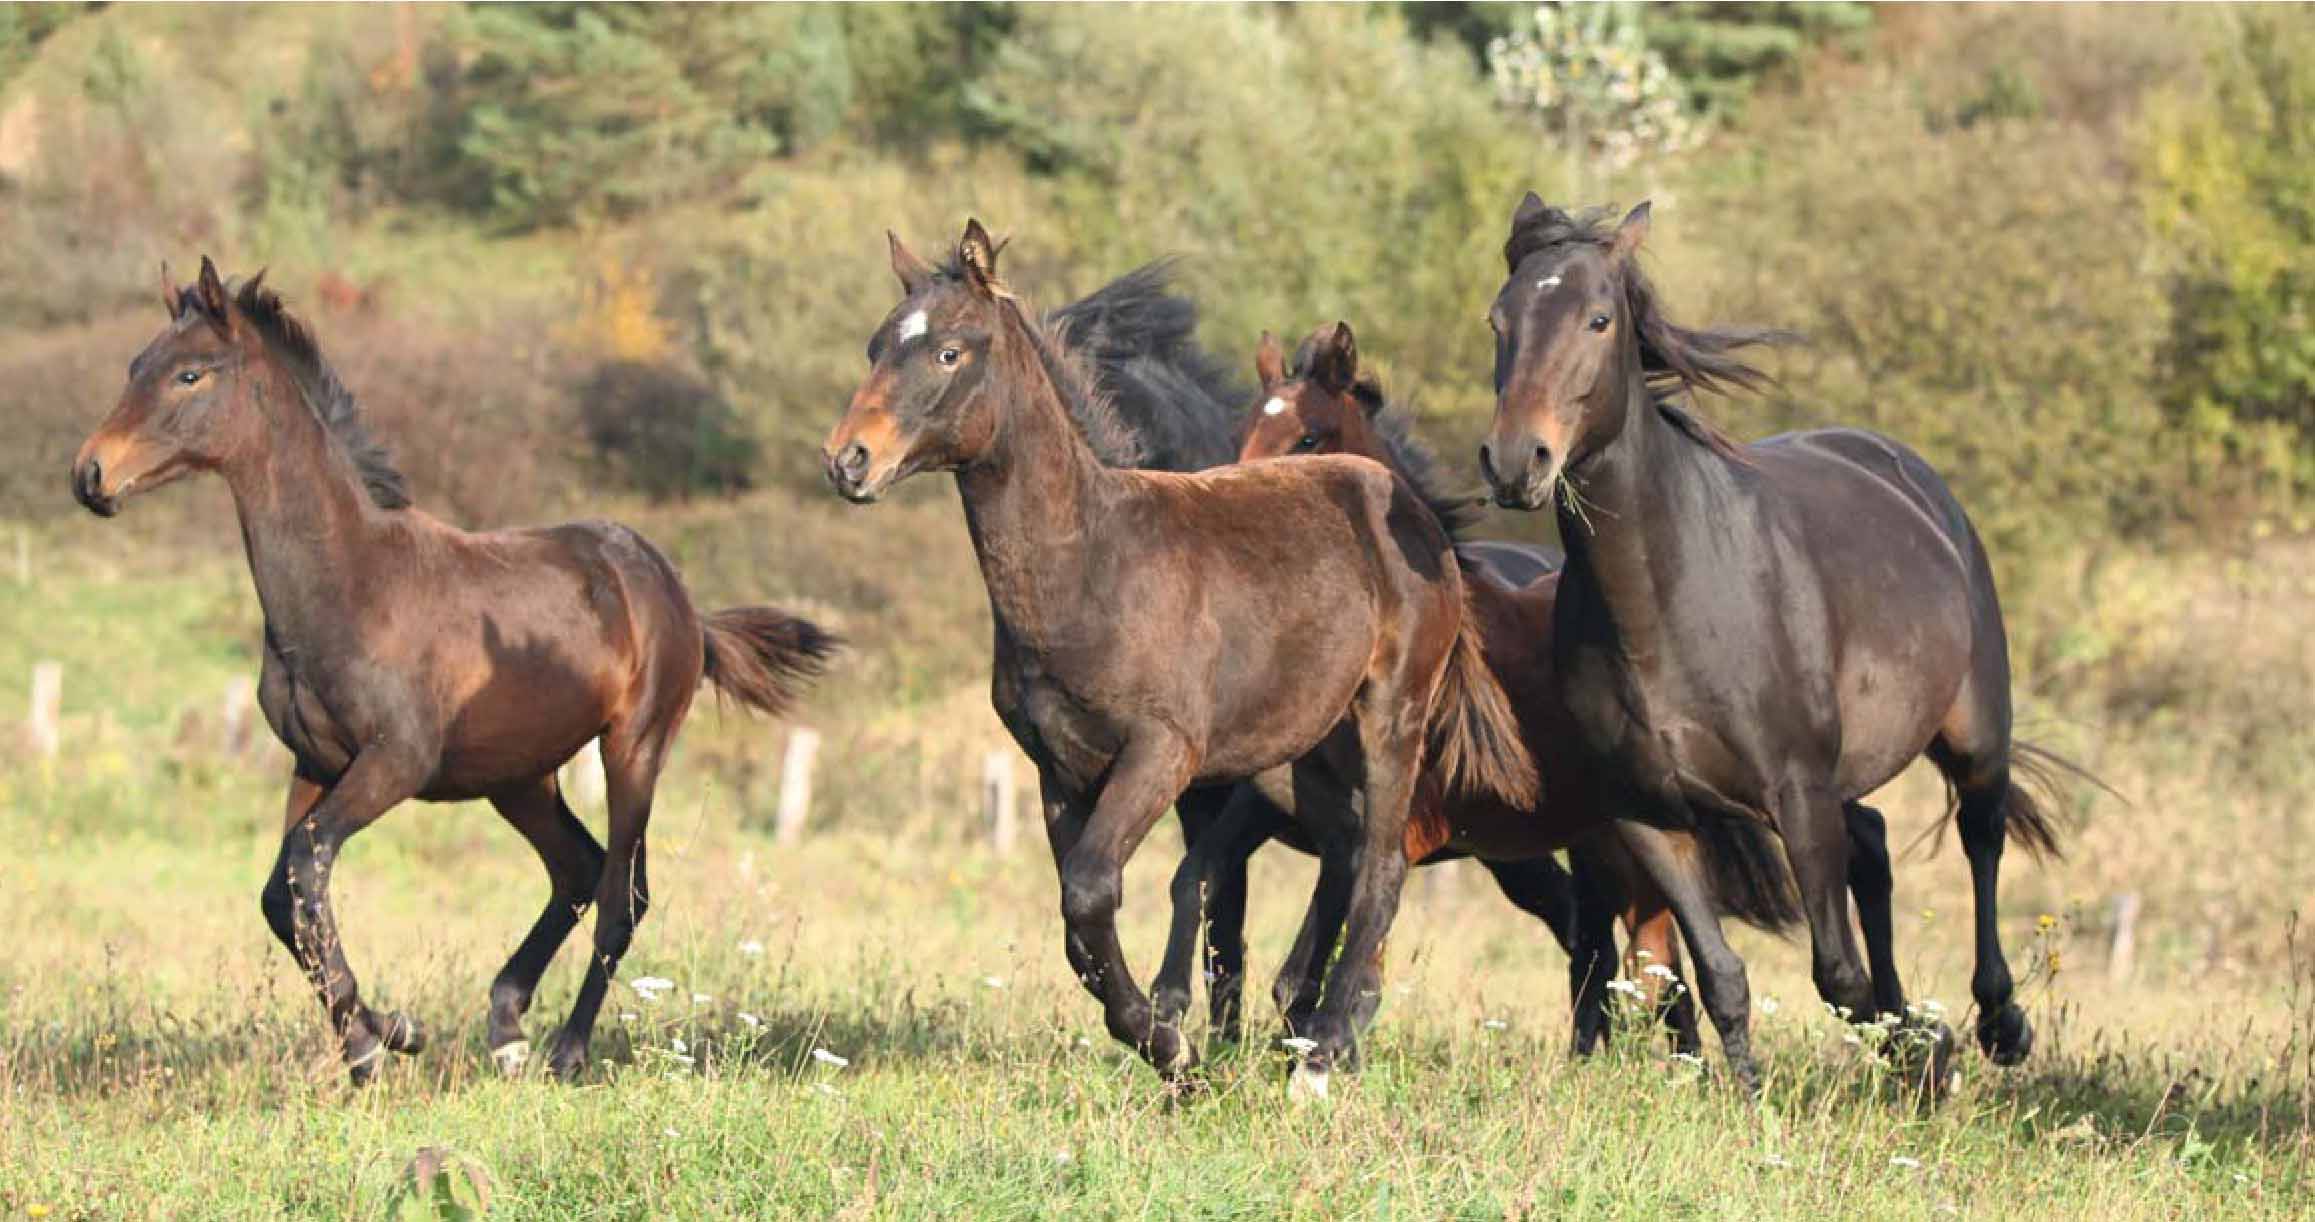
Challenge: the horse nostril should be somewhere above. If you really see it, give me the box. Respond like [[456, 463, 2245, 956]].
[[838, 442, 871, 481], [1478, 443, 1498, 486], [1533, 443, 1553, 472]]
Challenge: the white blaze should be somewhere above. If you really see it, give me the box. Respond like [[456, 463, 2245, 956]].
[[897, 310, 929, 342], [1262, 397, 1289, 416], [1537, 275, 1562, 290]]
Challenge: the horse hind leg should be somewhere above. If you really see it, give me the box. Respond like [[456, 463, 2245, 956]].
[[546, 714, 679, 1082], [1928, 658, 2037, 1067], [1844, 801, 1951, 1087], [484, 773, 606, 1075]]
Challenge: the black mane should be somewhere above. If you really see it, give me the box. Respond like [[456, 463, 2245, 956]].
[[1504, 203, 1795, 461], [1046, 261, 1247, 473], [1284, 334, 1481, 542], [183, 279, 410, 509]]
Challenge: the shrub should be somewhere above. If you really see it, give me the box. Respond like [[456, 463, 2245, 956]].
[[2141, 9, 2315, 512], [576, 360, 760, 502]]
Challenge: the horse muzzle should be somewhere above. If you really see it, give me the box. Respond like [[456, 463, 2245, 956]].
[[1478, 436, 1558, 512], [822, 441, 889, 505], [71, 456, 121, 518]]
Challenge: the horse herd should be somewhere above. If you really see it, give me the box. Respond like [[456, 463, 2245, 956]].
[[66, 194, 2081, 1100]]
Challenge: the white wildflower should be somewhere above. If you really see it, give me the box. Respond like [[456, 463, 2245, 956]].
[[811, 1048, 850, 1069], [1482, 1018, 1509, 1032], [983, 976, 1006, 990], [1642, 963, 1676, 981], [1607, 978, 1643, 998], [737, 1012, 762, 1029], [1890, 1156, 1921, 1170], [692, 992, 712, 1006], [738, 939, 766, 957], [1280, 1037, 1318, 1055], [630, 976, 675, 1003], [1759, 996, 1780, 1016]]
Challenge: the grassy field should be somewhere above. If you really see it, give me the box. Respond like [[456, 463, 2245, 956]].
[[2, 518, 2311, 1219]]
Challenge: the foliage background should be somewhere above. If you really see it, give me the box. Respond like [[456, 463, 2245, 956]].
[[3, 3, 2314, 1213]]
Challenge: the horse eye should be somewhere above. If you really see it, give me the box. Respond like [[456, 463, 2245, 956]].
[[175, 368, 204, 386], [1294, 433, 1320, 452], [936, 347, 961, 368], [1589, 314, 1611, 333]]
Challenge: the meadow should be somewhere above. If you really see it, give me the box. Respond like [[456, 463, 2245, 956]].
[[5, 3, 2315, 1217]]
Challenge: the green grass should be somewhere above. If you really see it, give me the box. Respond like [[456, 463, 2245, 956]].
[[2, 539, 2312, 1219]]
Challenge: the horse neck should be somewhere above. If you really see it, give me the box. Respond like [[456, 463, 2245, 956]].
[[1556, 373, 1742, 652], [1335, 410, 1403, 481], [953, 313, 1114, 643], [218, 368, 396, 644]]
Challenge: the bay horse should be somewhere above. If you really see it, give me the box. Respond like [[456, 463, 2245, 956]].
[[71, 259, 837, 1083], [1186, 321, 1905, 1056], [823, 221, 1538, 1088], [1478, 196, 2073, 1089]]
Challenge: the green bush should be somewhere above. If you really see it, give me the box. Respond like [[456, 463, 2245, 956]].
[[445, 4, 849, 229], [2142, 9, 2315, 511]]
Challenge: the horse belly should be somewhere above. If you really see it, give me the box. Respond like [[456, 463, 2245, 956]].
[[430, 659, 618, 799]]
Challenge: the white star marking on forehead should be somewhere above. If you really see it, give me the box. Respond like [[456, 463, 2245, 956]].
[[897, 310, 928, 343], [1262, 397, 1289, 416], [1536, 274, 1562, 291]]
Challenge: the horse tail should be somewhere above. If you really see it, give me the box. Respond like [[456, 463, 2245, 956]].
[[1994, 740, 2103, 860], [1911, 740, 2109, 863], [1697, 816, 1804, 933], [1428, 590, 1540, 809], [699, 607, 840, 718]]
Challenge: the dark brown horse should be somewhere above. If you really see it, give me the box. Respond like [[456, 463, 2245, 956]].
[[72, 259, 836, 1083], [1479, 197, 2075, 1089], [823, 221, 1537, 1088], [1191, 320, 1864, 1053]]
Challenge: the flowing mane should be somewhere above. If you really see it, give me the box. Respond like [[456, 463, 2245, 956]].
[[931, 255, 1147, 468], [1503, 205, 1795, 462], [178, 278, 411, 509], [1280, 333, 1480, 541]]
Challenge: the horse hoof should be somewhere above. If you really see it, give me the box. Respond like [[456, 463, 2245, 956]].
[[1978, 1006, 2032, 1066], [345, 1036, 387, 1086], [1287, 1062, 1331, 1104], [1147, 1023, 1197, 1078], [490, 1038, 532, 1077], [381, 1011, 428, 1056], [545, 1037, 589, 1083]]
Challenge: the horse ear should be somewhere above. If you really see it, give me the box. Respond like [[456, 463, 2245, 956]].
[[958, 218, 1003, 298], [1310, 321, 1358, 396], [159, 260, 181, 320], [195, 255, 234, 337], [888, 230, 933, 295], [1513, 191, 1548, 229], [1612, 200, 1652, 261], [1255, 331, 1286, 389]]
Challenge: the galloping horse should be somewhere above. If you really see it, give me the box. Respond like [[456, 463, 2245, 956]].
[[1194, 321, 1892, 1054], [72, 259, 837, 1082], [1478, 197, 2073, 1089], [823, 221, 1537, 1087]]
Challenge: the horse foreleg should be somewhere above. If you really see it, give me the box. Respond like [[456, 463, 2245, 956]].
[[1054, 732, 1199, 1078], [260, 754, 427, 1084]]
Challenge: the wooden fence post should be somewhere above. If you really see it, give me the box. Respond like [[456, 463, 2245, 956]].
[[220, 677, 257, 755], [28, 661, 61, 758], [984, 748, 1018, 855], [563, 739, 606, 813], [2107, 892, 2141, 984], [774, 726, 821, 846]]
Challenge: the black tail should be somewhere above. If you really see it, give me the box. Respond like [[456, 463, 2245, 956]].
[[1698, 815, 1804, 933], [1049, 260, 1248, 472], [1913, 739, 2109, 863], [699, 607, 840, 718]]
